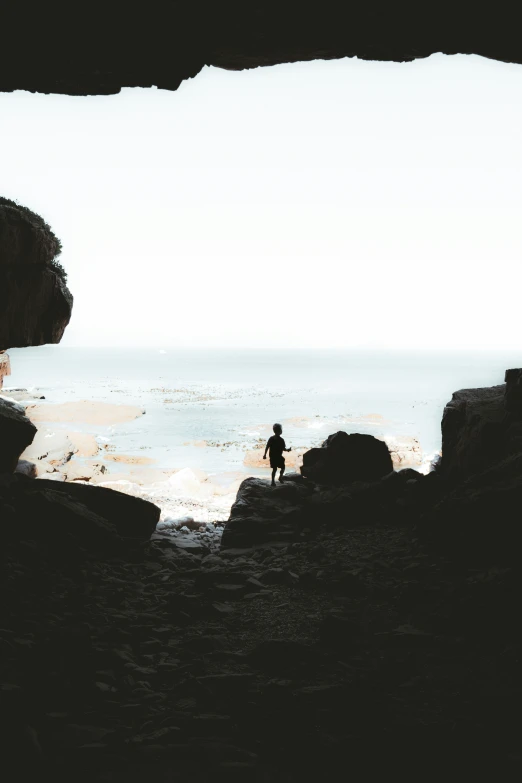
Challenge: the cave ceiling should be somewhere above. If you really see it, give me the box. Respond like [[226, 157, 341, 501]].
[[0, 1, 519, 97]]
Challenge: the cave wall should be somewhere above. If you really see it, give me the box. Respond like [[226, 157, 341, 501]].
[[0, 2, 521, 97], [0, 200, 73, 350]]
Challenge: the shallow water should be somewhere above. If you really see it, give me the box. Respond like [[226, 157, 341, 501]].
[[7, 346, 518, 478]]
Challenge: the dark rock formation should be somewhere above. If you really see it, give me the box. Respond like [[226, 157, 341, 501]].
[[439, 378, 522, 479], [221, 477, 313, 549], [1, 374, 521, 779], [421, 367, 522, 561], [504, 367, 522, 413], [1, 3, 522, 97], [0, 397, 37, 472], [221, 466, 429, 549], [0, 474, 160, 564], [30, 479, 160, 543], [301, 431, 393, 484], [0, 199, 73, 350], [13, 485, 122, 558], [421, 450, 522, 564]]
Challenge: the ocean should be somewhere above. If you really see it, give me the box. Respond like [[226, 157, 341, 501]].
[[6, 346, 519, 477]]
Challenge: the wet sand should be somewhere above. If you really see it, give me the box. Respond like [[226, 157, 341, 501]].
[[26, 400, 144, 425]]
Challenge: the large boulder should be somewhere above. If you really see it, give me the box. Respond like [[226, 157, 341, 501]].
[[28, 479, 160, 543], [301, 431, 393, 485], [221, 477, 313, 549], [0, 199, 73, 350], [423, 369, 522, 562], [439, 371, 522, 480], [11, 486, 122, 558], [420, 450, 522, 564], [0, 397, 37, 472]]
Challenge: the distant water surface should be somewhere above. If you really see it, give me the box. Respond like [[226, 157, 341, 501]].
[[6, 347, 520, 474]]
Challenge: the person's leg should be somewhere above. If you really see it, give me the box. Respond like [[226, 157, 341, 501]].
[[279, 458, 285, 482], [271, 467, 277, 486]]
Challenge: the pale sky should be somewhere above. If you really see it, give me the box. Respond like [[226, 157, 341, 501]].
[[1, 54, 522, 350]]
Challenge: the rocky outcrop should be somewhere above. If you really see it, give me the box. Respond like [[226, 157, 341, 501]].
[[221, 477, 314, 549], [439, 376, 522, 479], [1, 5, 522, 97], [301, 431, 393, 485], [421, 450, 522, 564], [0, 397, 37, 472], [1, 374, 521, 779], [0, 352, 10, 388], [221, 467, 430, 549], [30, 479, 160, 543], [0, 474, 159, 561], [13, 484, 122, 558], [420, 367, 522, 561], [0, 199, 73, 350]]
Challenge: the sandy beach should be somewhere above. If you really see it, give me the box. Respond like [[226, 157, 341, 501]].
[[25, 400, 145, 425]]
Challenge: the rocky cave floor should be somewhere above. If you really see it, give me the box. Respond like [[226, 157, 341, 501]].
[[2, 499, 521, 782]]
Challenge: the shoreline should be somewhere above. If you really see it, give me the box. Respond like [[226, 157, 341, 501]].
[[3, 390, 439, 528]]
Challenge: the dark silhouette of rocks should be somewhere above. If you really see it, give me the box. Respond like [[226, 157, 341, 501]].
[[221, 476, 314, 549], [439, 383, 507, 478], [1, 371, 522, 778], [422, 449, 522, 563], [1, 476, 160, 558], [302, 431, 394, 484], [0, 199, 73, 350], [505, 367, 522, 412], [0, 396, 37, 472], [1, 3, 522, 97], [439, 372, 522, 481], [33, 479, 160, 543]]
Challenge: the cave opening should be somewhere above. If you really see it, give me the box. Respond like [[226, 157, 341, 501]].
[[2, 54, 522, 531], [1, 47, 522, 780]]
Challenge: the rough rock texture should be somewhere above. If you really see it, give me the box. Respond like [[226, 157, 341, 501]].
[[221, 477, 314, 548], [0, 200, 73, 349], [1, 375, 522, 779], [0, 352, 10, 388], [302, 431, 393, 485], [421, 368, 522, 561], [504, 367, 522, 413], [0, 397, 37, 472], [1, 3, 522, 97], [30, 479, 160, 543], [13, 484, 122, 557], [439, 382, 522, 479], [422, 451, 522, 564], [221, 468, 431, 549]]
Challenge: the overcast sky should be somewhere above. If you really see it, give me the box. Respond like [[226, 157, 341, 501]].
[[1, 54, 522, 350]]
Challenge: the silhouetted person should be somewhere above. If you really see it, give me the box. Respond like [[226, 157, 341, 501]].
[[263, 423, 292, 486]]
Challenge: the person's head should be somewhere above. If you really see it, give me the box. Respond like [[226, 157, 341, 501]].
[[273, 423, 282, 435]]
